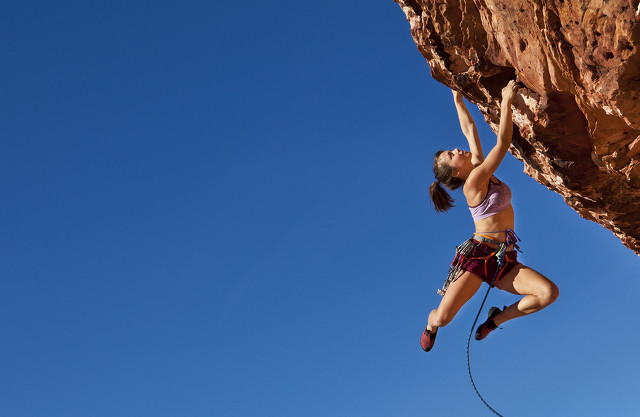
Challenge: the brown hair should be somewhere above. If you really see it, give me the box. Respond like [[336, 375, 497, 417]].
[[428, 150, 464, 212]]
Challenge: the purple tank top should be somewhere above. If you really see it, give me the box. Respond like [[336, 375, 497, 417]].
[[469, 179, 512, 221]]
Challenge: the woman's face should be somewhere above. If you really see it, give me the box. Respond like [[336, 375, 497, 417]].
[[439, 148, 471, 176]]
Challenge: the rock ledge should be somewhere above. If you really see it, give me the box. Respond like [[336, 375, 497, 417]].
[[395, 0, 640, 254]]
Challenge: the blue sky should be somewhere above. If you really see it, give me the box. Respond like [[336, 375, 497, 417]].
[[2, 1, 639, 416]]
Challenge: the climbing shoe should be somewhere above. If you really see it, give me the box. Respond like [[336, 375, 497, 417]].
[[420, 326, 438, 352], [474, 306, 502, 341]]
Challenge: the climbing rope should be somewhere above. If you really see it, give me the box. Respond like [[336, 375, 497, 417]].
[[439, 229, 521, 415], [465, 239, 511, 417], [466, 273, 504, 416]]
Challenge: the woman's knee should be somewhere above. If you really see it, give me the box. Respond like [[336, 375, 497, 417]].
[[431, 308, 454, 328], [538, 281, 559, 306]]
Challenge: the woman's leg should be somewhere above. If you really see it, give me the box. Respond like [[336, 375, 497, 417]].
[[427, 271, 483, 332], [492, 264, 559, 326]]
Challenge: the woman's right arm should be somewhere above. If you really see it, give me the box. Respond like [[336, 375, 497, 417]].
[[466, 80, 519, 186], [453, 90, 484, 165]]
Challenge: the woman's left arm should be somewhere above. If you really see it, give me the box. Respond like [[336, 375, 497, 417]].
[[453, 90, 484, 165]]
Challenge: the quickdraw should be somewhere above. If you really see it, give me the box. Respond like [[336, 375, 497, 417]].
[[437, 238, 476, 296]]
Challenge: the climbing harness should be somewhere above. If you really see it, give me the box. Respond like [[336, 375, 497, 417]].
[[437, 230, 520, 296], [464, 229, 520, 416]]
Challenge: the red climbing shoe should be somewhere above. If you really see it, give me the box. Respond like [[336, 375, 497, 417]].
[[420, 326, 438, 352], [474, 306, 502, 341]]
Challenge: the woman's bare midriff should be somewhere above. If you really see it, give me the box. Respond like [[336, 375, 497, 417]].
[[473, 205, 515, 246]]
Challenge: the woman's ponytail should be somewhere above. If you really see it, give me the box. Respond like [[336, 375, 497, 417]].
[[429, 150, 465, 213], [429, 180, 455, 212]]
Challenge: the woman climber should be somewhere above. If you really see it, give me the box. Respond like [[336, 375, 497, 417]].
[[421, 80, 559, 352]]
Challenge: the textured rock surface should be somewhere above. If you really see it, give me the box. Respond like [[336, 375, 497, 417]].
[[395, 0, 640, 254]]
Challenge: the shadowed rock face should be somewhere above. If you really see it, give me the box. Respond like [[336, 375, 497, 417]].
[[395, 0, 640, 254]]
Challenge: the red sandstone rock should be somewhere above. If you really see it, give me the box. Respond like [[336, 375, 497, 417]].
[[395, 0, 640, 254]]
